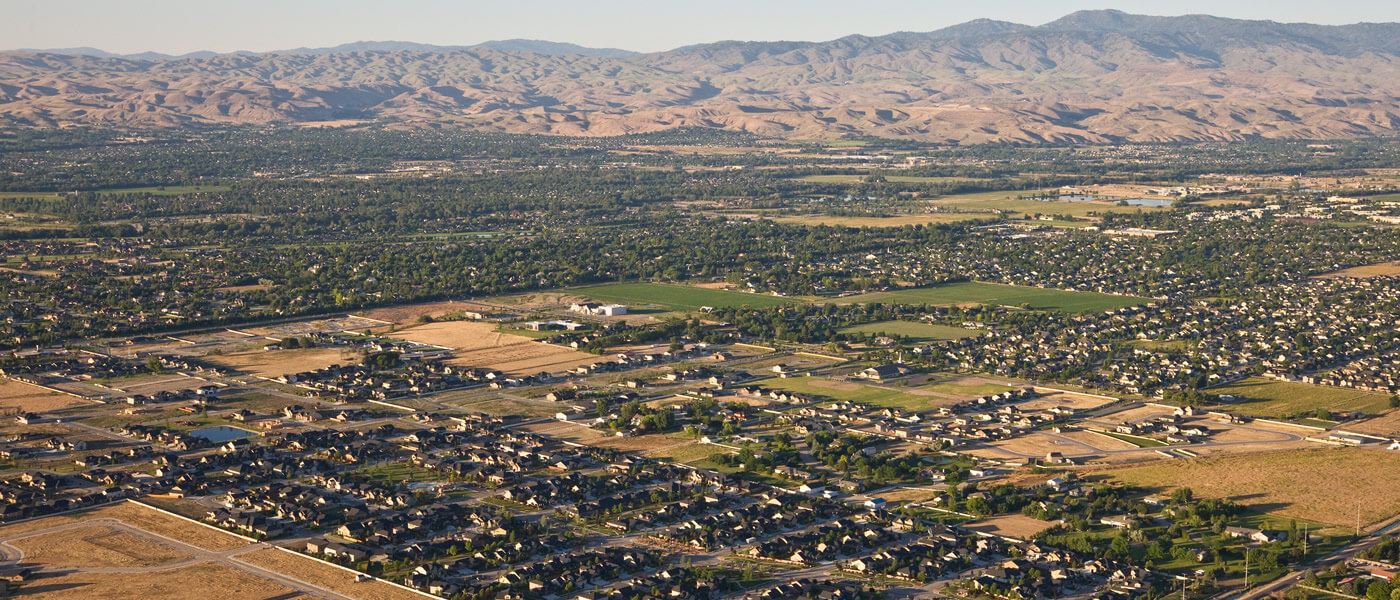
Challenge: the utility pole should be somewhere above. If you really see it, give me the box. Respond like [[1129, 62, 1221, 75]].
[[1244, 548, 1250, 593]]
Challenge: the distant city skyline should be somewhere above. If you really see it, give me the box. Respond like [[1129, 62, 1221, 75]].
[[8, 0, 1400, 55]]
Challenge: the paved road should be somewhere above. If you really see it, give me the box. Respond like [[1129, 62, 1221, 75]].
[[0, 517, 359, 600]]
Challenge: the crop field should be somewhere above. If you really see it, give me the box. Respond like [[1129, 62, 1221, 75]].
[[1098, 448, 1400, 528], [839, 320, 983, 342], [0, 379, 85, 412], [9, 525, 191, 568], [838, 281, 1150, 313], [1211, 377, 1394, 418], [573, 282, 800, 312], [208, 347, 359, 378]]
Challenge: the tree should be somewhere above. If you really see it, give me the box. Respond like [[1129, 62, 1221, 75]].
[[1368, 581, 1394, 600], [145, 355, 163, 374]]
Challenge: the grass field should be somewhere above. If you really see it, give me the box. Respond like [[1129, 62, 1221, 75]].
[[1211, 377, 1394, 418], [1313, 261, 1400, 279], [840, 281, 1151, 313], [1098, 448, 1400, 528], [750, 376, 960, 412], [927, 190, 1173, 219], [771, 213, 982, 227], [574, 283, 800, 312], [839, 320, 982, 342]]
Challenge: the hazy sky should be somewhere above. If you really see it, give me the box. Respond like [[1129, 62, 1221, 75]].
[[8, 0, 1400, 55]]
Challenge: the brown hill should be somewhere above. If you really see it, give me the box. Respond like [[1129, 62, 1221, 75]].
[[4, 10, 1400, 143]]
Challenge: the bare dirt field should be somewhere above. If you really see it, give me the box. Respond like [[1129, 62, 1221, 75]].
[[208, 347, 359, 378], [1024, 391, 1117, 411], [13, 563, 311, 600], [963, 514, 1059, 540], [250, 315, 380, 338], [1096, 447, 1400, 528], [872, 486, 946, 505], [1058, 429, 1138, 450], [106, 373, 211, 395], [1090, 405, 1176, 424], [1313, 261, 1400, 279], [393, 320, 529, 350], [988, 432, 1098, 456], [358, 300, 505, 325], [81, 502, 252, 552], [1343, 411, 1400, 437], [238, 548, 432, 600], [447, 341, 599, 375], [0, 379, 84, 412], [9, 524, 190, 568]]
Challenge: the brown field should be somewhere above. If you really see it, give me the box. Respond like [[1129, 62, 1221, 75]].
[[80, 502, 252, 552], [771, 213, 980, 228], [1346, 411, 1400, 437], [9, 525, 190, 568], [1058, 430, 1138, 450], [446, 341, 599, 375], [251, 315, 379, 338], [1091, 405, 1176, 424], [988, 432, 1100, 457], [14, 563, 311, 600], [238, 548, 429, 600], [106, 373, 210, 395], [963, 514, 1059, 540], [1097, 447, 1400, 528], [208, 347, 359, 378], [871, 486, 946, 505], [1313, 261, 1400, 279], [357, 300, 502, 325], [0, 379, 84, 412], [393, 320, 529, 350], [1025, 390, 1118, 411]]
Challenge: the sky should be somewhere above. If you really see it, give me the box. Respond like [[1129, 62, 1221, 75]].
[[8, 0, 1400, 55]]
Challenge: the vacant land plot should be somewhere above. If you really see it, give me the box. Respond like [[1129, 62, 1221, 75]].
[[648, 441, 727, 464], [0, 379, 84, 412], [239, 548, 426, 600], [83, 502, 252, 552], [14, 563, 310, 600], [988, 432, 1100, 457], [1099, 448, 1400, 528], [208, 347, 358, 378], [1017, 391, 1116, 412], [1211, 377, 1393, 418], [1058, 429, 1139, 451], [251, 315, 379, 338], [358, 300, 505, 325], [393, 320, 531, 350], [104, 373, 210, 395], [1347, 411, 1400, 437], [1313, 261, 1400, 279], [839, 282, 1150, 313], [10, 525, 190, 568], [963, 514, 1059, 540], [446, 340, 598, 375], [839, 321, 983, 342], [574, 283, 799, 312], [920, 376, 1019, 399]]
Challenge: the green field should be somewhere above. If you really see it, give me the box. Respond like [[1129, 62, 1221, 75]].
[[574, 283, 800, 312], [839, 320, 983, 342], [750, 376, 969, 412], [94, 185, 231, 196], [1211, 377, 1394, 418], [928, 190, 1173, 218], [840, 281, 1151, 313]]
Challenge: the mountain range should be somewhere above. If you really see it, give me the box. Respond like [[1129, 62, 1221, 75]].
[[5, 10, 1400, 144]]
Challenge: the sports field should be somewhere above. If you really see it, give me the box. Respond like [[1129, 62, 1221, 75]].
[[1211, 377, 1394, 418], [839, 320, 983, 342], [574, 283, 800, 311], [840, 281, 1150, 312]]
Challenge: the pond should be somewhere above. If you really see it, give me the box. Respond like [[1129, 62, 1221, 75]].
[[1120, 198, 1174, 207], [190, 425, 258, 443]]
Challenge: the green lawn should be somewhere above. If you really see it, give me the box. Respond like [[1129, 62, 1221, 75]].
[[750, 376, 948, 412], [93, 185, 231, 196], [839, 281, 1151, 313], [1097, 430, 1167, 448], [839, 320, 983, 343], [1210, 377, 1394, 418], [573, 283, 800, 312]]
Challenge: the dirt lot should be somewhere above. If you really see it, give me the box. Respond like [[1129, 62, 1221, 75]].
[[358, 300, 509, 325], [1346, 411, 1400, 437], [1090, 404, 1176, 424], [0, 379, 84, 412], [13, 563, 311, 600], [963, 514, 1059, 540], [393, 320, 528, 350], [81, 502, 252, 552], [1096, 447, 1400, 528], [988, 432, 1102, 457], [1022, 390, 1117, 411], [106, 373, 212, 395], [208, 347, 360, 378], [1313, 261, 1400, 279], [238, 548, 428, 600], [446, 341, 600, 375], [1058, 429, 1138, 450], [249, 315, 380, 338], [9, 525, 190, 568]]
